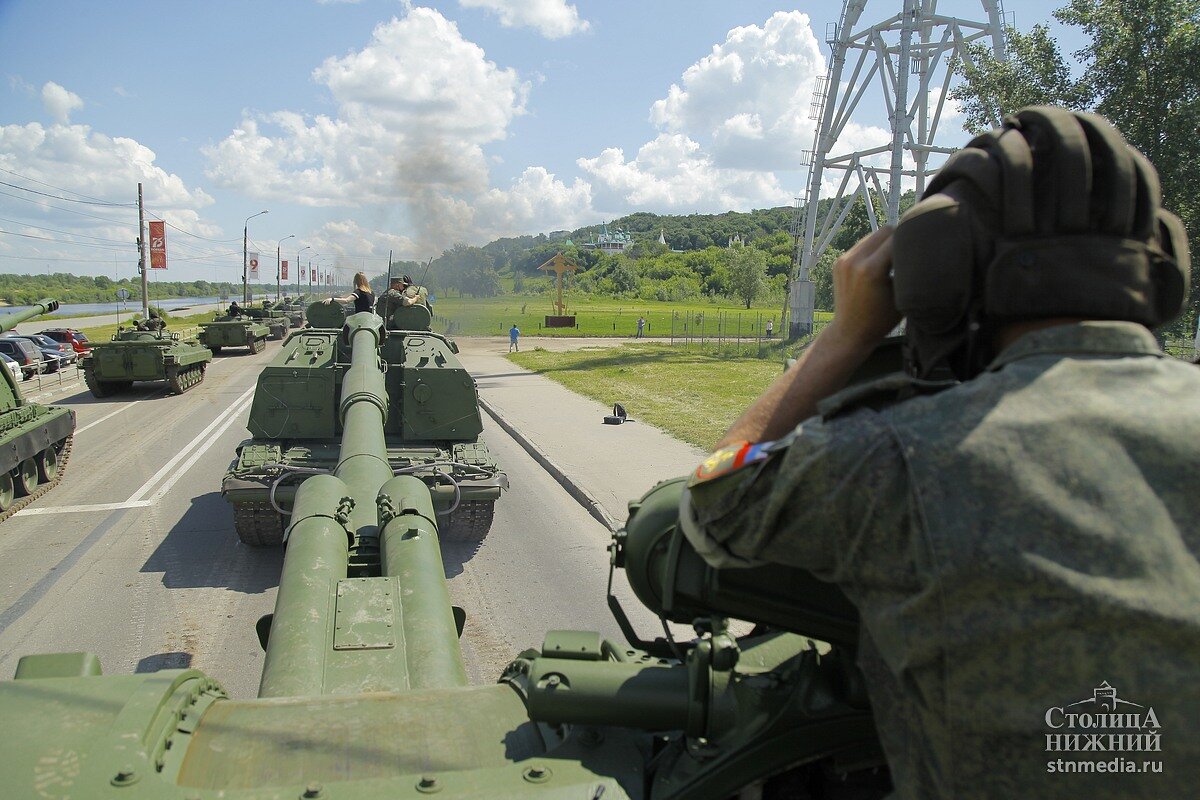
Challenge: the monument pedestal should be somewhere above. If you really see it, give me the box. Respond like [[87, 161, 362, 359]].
[[545, 315, 576, 328]]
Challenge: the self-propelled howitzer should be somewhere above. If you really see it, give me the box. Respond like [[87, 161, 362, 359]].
[[0, 312, 888, 799]]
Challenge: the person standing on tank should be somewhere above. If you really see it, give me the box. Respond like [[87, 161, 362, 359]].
[[680, 107, 1199, 797], [326, 272, 374, 313]]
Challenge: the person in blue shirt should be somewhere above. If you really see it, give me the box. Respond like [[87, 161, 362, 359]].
[[508, 324, 520, 352]]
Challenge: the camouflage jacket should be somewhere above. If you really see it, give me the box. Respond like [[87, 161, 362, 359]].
[[684, 321, 1200, 798]]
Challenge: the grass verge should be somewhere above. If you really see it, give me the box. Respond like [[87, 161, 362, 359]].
[[508, 343, 794, 450]]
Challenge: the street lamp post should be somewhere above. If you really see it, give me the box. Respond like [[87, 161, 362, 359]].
[[243, 210, 269, 304], [276, 234, 295, 302], [298, 246, 314, 297]]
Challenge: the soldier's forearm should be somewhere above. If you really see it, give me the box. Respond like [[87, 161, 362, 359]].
[[716, 321, 876, 448]]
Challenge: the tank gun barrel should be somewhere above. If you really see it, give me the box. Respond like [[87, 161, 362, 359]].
[[258, 311, 467, 698], [0, 298, 58, 333]]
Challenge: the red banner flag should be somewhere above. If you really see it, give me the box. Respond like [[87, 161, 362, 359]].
[[148, 221, 167, 269], [311, 268, 316, 282], [281, 260, 288, 280]]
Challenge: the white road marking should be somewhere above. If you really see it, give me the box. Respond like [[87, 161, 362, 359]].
[[15, 385, 256, 517], [75, 390, 166, 434]]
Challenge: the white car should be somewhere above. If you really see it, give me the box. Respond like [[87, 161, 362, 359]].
[[0, 353, 21, 383]]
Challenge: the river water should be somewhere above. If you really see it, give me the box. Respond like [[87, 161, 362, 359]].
[[3, 295, 273, 319]]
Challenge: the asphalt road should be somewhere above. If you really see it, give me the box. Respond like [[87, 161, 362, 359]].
[[0, 340, 666, 698]]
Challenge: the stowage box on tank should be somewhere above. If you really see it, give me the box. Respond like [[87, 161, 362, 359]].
[[197, 312, 270, 354], [81, 327, 212, 397], [0, 299, 75, 520], [222, 299, 507, 546]]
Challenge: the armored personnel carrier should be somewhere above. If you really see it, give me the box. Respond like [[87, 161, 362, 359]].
[[221, 300, 507, 546], [241, 301, 291, 340], [275, 295, 307, 329], [197, 311, 270, 355], [0, 299, 75, 519], [81, 326, 212, 397], [0, 309, 886, 799]]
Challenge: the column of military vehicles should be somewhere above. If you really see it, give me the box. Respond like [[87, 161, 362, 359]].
[[0, 294, 889, 799]]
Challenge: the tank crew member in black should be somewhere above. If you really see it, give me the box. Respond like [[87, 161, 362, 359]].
[[228, 301, 242, 317], [326, 271, 374, 313]]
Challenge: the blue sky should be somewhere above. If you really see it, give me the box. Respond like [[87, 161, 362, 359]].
[[0, 0, 1081, 284]]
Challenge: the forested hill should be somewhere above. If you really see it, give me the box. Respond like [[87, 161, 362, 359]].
[[0, 274, 240, 306]]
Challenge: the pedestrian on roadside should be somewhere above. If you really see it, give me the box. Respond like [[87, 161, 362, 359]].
[[766, 319, 773, 338], [509, 324, 520, 352], [637, 316, 646, 338]]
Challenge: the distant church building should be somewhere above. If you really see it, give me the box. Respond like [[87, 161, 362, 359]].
[[583, 222, 633, 254], [727, 234, 745, 247]]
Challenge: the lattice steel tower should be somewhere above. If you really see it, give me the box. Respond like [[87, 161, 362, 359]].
[[789, 0, 1008, 337]]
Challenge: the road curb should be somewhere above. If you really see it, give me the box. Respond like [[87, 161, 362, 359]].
[[478, 397, 621, 533]]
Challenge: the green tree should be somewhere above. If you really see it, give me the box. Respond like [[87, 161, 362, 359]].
[[726, 245, 768, 309]]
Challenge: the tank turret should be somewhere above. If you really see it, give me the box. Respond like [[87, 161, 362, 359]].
[[0, 298, 75, 519]]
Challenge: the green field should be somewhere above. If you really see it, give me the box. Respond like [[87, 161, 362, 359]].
[[430, 294, 830, 338], [508, 343, 793, 450]]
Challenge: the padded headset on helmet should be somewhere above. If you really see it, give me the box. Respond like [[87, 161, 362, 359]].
[[892, 106, 1190, 380]]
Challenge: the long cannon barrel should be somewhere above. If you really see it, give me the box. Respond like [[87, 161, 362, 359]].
[[258, 311, 466, 698], [0, 298, 58, 333]]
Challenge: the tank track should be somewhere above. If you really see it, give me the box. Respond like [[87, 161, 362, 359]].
[[247, 336, 265, 355], [83, 365, 123, 397], [441, 500, 495, 542], [167, 363, 205, 395], [233, 500, 286, 547], [0, 435, 73, 524]]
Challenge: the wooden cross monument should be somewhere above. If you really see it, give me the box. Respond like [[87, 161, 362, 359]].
[[537, 252, 578, 327]]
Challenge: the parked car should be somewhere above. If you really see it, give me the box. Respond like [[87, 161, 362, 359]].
[[25, 333, 77, 366], [41, 328, 90, 354], [0, 353, 20, 383], [6, 334, 69, 372], [0, 337, 44, 379]]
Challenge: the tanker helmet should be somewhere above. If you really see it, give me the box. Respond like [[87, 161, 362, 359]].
[[892, 106, 1190, 380]]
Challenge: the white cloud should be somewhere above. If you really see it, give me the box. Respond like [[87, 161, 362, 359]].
[[41, 82, 83, 124], [458, 0, 589, 38], [578, 134, 784, 214], [648, 12, 825, 170], [0, 122, 219, 268], [205, 8, 594, 256]]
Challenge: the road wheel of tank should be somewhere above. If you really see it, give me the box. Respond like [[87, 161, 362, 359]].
[[0, 473, 14, 512], [233, 501, 286, 547], [14, 459, 38, 497], [83, 366, 112, 397], [247, 336, 265, 354], [36, 446, 59, 483], [441, 500, 495, 542], [209, 345, 222, 355]]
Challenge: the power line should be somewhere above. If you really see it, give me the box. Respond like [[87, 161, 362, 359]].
[[0, 179, 134, 207], [0, 188, 135, 226], [0, 216, 132, 245], [0, 228, 130, 250], [0, 167, 134, 206]]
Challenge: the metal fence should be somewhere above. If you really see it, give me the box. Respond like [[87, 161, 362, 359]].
[[667, 310, 830, 355]]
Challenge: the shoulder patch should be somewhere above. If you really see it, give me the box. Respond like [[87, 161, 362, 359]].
[[689, 439, 779, 487]]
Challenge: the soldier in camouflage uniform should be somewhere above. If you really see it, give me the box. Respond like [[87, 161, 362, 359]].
[[680, 108, 1198, 798], [375, 275, 428, 324]]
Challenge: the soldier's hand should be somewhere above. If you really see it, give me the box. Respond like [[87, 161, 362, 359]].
[[828, 226, 901, 353]]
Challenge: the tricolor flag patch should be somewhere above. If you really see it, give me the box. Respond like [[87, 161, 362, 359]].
[[690, 439, 776, 486]]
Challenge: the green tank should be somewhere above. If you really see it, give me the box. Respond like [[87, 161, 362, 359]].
[[80, 326, 212, 397], [241, 301, 291, 340], [221, 300, 506, 546], [0, 299, 76, 520], [0, 310, 885, 799], [197, 312, 270, 354], [274, 295, 307, 329]]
